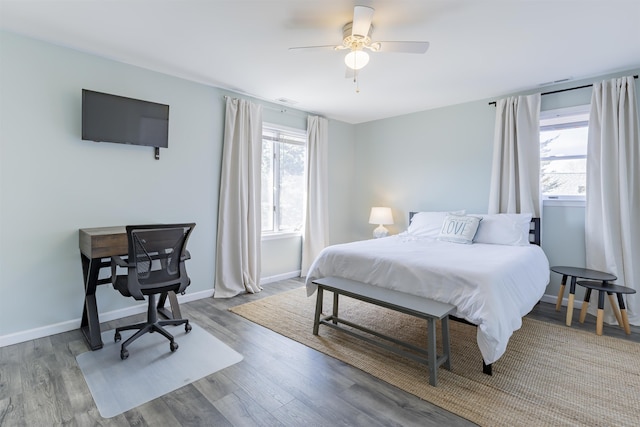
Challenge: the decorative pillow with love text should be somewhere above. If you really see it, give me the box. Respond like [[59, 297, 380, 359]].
[[437, 215, 482, 244]]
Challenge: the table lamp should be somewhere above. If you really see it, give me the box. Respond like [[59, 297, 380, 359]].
[[369, 207, 394, 238]]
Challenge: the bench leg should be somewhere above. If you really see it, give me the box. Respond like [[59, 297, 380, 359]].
[[332, 291, 339, 325], [441, 317, 451, 371], [313, 287, 323, 335], [426, 318, 438, 386]]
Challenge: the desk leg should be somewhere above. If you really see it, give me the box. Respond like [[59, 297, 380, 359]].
[[80, 255, 104, 350], [566, 276, 577, 326], [157, 291, 182, 320]]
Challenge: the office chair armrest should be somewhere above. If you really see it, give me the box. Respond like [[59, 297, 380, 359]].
[[110, 255, 134, 287], [111, 255, 131, 268], [110, 256, 145, 300], [111, 255, 144, 300], [111, 256, 122, 284]]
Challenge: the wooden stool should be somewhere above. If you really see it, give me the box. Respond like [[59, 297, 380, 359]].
[[550, 266, 617, 327], [577, 280, 636, 335]]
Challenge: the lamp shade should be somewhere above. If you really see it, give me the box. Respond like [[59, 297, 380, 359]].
[[345, 50, 370, 70], [368, 207, 394, 225]]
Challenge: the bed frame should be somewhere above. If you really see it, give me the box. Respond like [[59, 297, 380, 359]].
[[408, 212, 542, 375]]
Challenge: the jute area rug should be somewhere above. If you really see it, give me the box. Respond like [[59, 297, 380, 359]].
[[229, 287, 640, 427]]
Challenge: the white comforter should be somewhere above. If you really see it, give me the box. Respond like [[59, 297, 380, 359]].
[[305, 235, 550, 364]]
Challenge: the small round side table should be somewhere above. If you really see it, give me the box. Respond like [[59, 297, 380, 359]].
[[550, 266, 617, 327], [577, 280, 636, 335]]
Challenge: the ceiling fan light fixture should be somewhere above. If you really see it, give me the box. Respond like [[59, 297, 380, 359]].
[[345, 50, 369, 70]]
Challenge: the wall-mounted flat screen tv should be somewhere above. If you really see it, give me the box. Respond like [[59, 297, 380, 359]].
[[82, 89, 169, 149]]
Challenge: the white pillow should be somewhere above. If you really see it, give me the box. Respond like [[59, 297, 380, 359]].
[[407, 210, 465, 237], [437, 214, 482, 244], [472, 213, 533, 246]]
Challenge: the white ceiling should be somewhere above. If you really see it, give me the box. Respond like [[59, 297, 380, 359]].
[[1, 0, 639, 124]]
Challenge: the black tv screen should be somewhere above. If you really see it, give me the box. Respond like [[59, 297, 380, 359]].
[[82, 89, 169, 148]]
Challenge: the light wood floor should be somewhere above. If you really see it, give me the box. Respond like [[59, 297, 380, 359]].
[[1, 278, 638, 426]]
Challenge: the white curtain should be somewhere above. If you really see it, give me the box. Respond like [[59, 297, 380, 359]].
[[586, 76, 640, 325], [214, 98, 263, 298], [488, 94, 541, 216], [300, 116, 329, 276]]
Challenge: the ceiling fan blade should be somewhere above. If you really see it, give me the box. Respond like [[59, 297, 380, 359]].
[[288, 45, 343, 53], [352, 5, 374, 37], [375, 41, 430, 54]]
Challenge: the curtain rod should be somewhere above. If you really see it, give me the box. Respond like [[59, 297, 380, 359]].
[[223, 95, 308, 117], [488, 75, 639, 106]]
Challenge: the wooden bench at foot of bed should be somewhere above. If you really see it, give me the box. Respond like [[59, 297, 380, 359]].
[[312, 276, 456, 386]]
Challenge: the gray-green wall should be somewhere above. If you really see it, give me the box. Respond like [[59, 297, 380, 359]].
[[351, 69, 640, 304], [0, 31, 355, 343]]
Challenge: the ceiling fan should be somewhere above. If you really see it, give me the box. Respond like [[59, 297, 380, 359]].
[[289, 5, 429, 89]]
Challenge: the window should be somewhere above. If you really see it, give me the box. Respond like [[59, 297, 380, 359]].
[[261, 124, 306, 235], [539, 105, 589, 199]]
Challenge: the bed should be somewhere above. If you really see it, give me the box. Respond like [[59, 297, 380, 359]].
[[305, 211, 550, 369]]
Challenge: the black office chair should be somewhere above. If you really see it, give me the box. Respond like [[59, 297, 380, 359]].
[[111, 223, 196, 360]]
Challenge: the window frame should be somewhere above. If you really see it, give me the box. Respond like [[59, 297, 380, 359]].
[[539, 104, 590, 203], [261, 122, 306, 237]]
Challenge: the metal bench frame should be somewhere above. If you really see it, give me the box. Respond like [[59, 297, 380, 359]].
[[312, 276, 456, 386]]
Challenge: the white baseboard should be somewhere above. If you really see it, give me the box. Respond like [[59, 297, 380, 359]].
[[261, 270, 301, 285], [540, 293, 563, 306], [0, 289, 214, 348], [0, 287, 559, 348]]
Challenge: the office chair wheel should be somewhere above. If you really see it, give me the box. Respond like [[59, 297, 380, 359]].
[[114, 331, 122, 342], [185, 323, 192, 333], [170, 341, 179, 352], [120, 349, 129, 360]]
